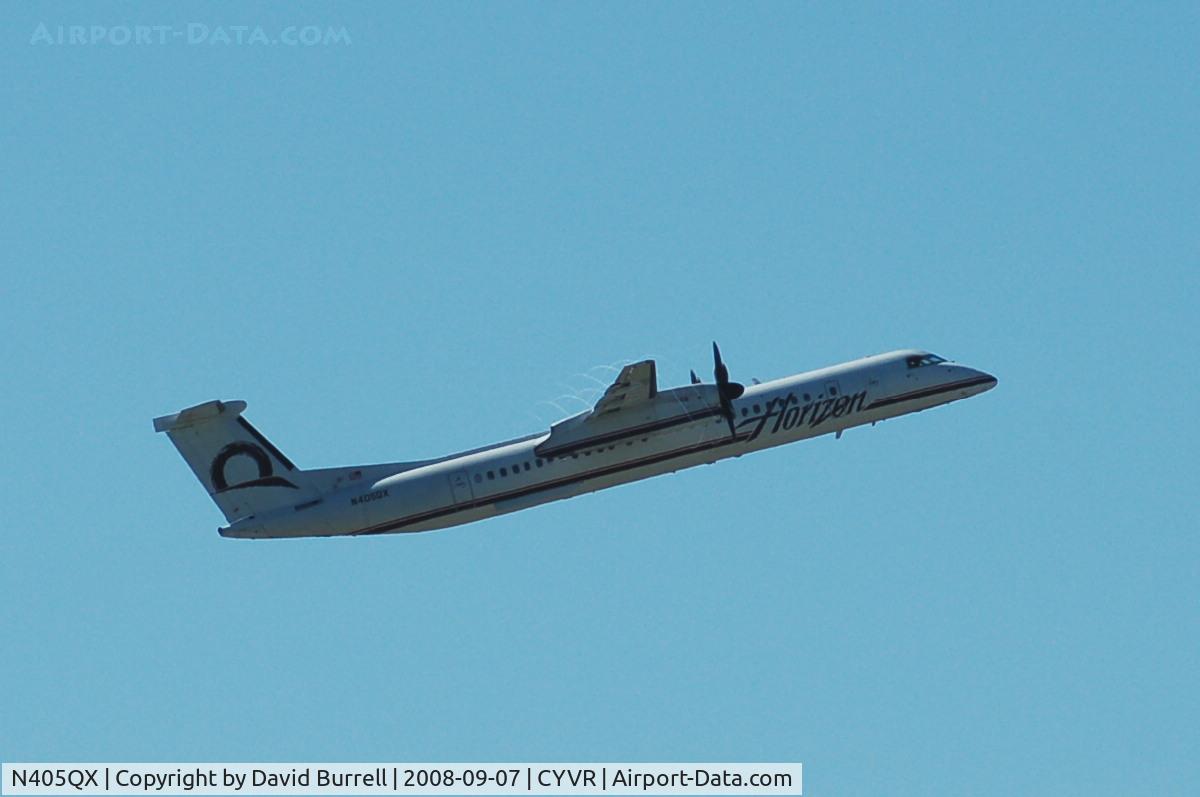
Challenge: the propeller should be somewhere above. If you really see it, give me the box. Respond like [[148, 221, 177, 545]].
[[712, 341, 745, 437]]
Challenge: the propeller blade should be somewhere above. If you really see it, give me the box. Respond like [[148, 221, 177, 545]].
[[712, 341, 745, 400], [713, 341, 728, 384], [711, 341, 745, 437]]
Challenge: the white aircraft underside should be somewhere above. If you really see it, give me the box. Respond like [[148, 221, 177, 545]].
[[154, 346, 996, 539]]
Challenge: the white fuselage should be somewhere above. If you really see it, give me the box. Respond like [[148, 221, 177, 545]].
[[222, 350, 996, 539]]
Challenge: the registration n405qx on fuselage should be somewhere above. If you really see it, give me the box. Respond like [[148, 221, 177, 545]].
[[154, 345, 996, 539]]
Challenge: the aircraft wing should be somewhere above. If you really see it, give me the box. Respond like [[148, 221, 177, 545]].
[[535, 359, 667, 457], [591, 360, 658, 416], [536, 357, 725, 458]]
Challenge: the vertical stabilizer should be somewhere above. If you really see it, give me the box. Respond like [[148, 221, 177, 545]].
[[153, 400, 320, 522]]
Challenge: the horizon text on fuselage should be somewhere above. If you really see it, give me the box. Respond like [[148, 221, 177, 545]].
[[736, 389, 868, 441]]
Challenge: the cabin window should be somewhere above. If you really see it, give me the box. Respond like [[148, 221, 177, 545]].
[[804, 393, 811, 401], [830, 386, 838, 396], [487, 470, 495, 480], [741, 407, 748, 416], [500, 467, 507, 477], [535, 458, 543, 468], [753, 404, 761, 413], [523, 462, 531, 471], [474, 474, 482, 483]]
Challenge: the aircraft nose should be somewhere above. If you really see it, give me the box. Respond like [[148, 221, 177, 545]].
[[969, 368, 998, 392], [944, 364, 997, 393]]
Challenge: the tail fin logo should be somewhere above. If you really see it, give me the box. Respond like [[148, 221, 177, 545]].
[[210, 442, 299, 493]]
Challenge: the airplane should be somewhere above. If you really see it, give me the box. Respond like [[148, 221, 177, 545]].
[[154, 344, 996, 539]]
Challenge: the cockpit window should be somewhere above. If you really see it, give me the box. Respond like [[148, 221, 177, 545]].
[[906, 353, 948, 369]]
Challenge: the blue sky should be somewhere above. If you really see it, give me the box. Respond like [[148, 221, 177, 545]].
[[1, 3, 1196, 795]]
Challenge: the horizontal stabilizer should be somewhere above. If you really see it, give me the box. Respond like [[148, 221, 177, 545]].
[[153, 399, 247, 433]]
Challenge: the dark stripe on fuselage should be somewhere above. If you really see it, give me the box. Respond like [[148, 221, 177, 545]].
[[353, 431, 748, 536], [535, 407, 723, 458], [352, 375, 990, 537], [866, 376, 995, 410]]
